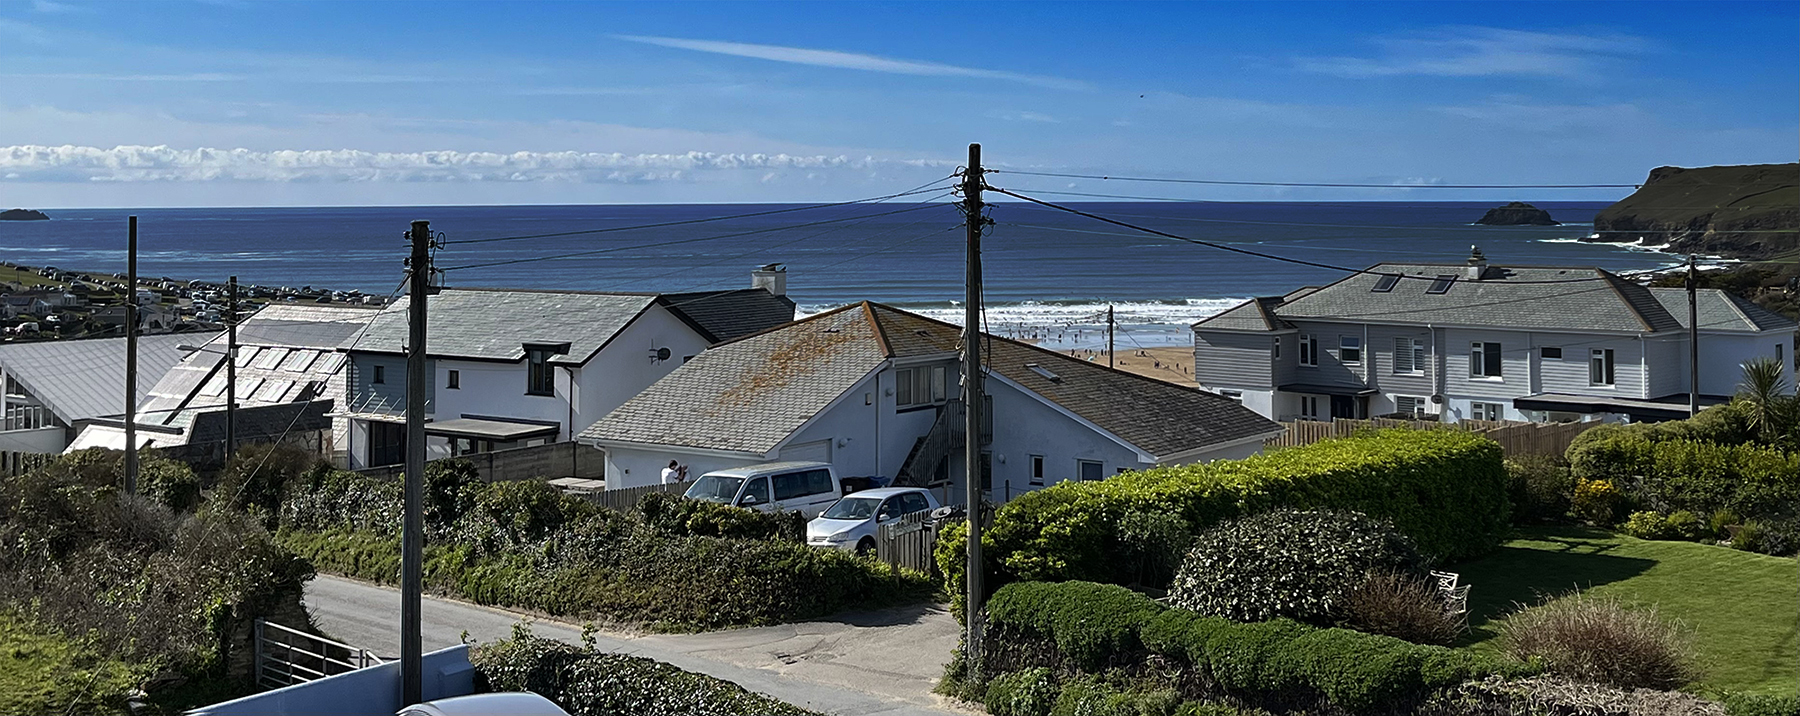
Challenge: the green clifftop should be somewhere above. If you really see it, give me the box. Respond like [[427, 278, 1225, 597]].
[[1589, 163, 1797, 260]]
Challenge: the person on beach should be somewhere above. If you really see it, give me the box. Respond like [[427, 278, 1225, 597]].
[[661, 460, 688, 484]]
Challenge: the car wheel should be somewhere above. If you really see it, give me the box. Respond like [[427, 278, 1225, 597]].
[[856, 537, 877, 556]]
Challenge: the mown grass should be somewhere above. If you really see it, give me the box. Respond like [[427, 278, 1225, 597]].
[[1455, 525, 1798, 696]]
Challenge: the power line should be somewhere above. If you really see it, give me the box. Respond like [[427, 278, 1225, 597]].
[[988, 169, 1797, 189], [443, 178, 955, 245]]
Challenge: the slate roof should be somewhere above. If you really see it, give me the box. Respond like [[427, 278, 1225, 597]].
[[0, 333, 201, 422], [342, 289, 658, 363], [1216, 263, 1709, 334], [657, 289, 797, 343], [582, 302, 1282, 459], [1647, 288, 1794, 332], [1192, 296, 1294, 332]]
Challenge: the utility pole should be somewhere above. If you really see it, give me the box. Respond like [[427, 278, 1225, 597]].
[[1687, 254, 1699, 417], [1107, 305, 1116, 369], [226, 276, 238, 461], [401, 220, 431, 706], [960, 144, 987, 684], [124, 216, 138, 495]]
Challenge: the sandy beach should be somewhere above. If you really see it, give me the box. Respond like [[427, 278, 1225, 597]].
[[1059, 344, 1197, 387]]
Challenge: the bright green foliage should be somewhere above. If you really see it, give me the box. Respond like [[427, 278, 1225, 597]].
[[986, 667, 1061, 716], [1050, 677, 1179, 716], [639, 491, 805, 542], [985, 581, 1165, 671], [939, 430, 1508, 597], [472, 624, 815, 716], [1723, 692, 1800, 716], [1621, 510, 1707, 541], [1572, 436, 1799, 525], [0, 612, 146, 716], [1168, 509, 1422, 624]]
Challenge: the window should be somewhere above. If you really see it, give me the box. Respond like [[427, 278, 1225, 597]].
[[771, 469, 834, 501], [372, 365, 385, 384], [1426, 275, 1457, 294], [526, 348, 554, 396], [1470, 342, 1502, 378], [1078, 460, 1104, 481], [1339, 336, 1362, 364], [1394, 337, 1424, 374], [737, 477, 770, 506], [896, 365, 949, 408], [1298, 334, 1317, 367], [1371, 274, 1400, 292], [1540, 346, 1562, 359], [1300, 395, 1322, 419], [1029, 455, 1044, 485], [980, 451, 992, 491], [1471, 402, 1504, 421], [446, 369, 460, 389], [1395, 395, 1424, 416], [1272, 338, 1281, 359], [1590, 348, 1615, 386]]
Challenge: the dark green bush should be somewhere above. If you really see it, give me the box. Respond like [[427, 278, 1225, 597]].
[[1722, 692, 1800, 716], [987, 667, 1060, 716], [940, 430, 1507, 600], [1504, 454, 1572, 523], [472, 624, 815, 716], [1116, 509, 1192, 589], [638, 491, 805, 542], [985, 581, 1165, 672], [215, 442, 322, 519], [1168, 509, 1423, 624], [1735, 517, 1800, 557], [1568, 421, 1797, 525]]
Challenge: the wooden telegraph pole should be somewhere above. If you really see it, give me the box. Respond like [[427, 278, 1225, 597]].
[[961, 144, 987, 683], [402, 220, 432, 705]]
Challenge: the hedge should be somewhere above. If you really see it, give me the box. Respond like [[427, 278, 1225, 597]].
[[981, 581, 1536, 715], [1568, 436, 1798, 522], [471, 624, 815, 716], [939, 430, 1508, 596]]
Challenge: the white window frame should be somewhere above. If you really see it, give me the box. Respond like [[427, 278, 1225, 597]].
[[1077, 459, 1104, 482], [1298, 334, 1317, 367], [1590, 348, 1616, 386], [895, 365, 950, 408], [1339, 336, 1362, 365], [1470, 342, 1502, 379], [1029, 454, 1045, 486], [1471, 402, 1505, 421], [1394, 337, 1424, 375], [1394, 395, 1424, 416]]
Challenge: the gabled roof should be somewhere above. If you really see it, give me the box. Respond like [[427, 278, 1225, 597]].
[[582, 302, 1281, 459], [1647, 288, 1793, 332], [137, 304, 373, 429], [341, 288, 658, 364], [0, 333, 201, 422], [1193, 297, 1294, 332], [656, 289, 797, 344], [1269, 263, 1688, 333]]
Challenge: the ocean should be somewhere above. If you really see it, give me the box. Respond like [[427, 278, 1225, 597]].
[[0, 200, 1691, 348]]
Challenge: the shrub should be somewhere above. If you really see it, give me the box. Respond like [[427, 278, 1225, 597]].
[[1572, 478, 1624, 525], [471, 624, 815, 716], [215, 443, 322, 519], [638, 491, 805, 542], [987, 667, 1060, 716], [939, 430, 1509, 599], [1426, 675, 1727, 716], [1722, 692, 1800, 716], [1050, 676, 1179, 716], [1736, 517, 1800, 557], [1499, 591, 1697, 690], [1116, 509, 1192, 589], [1708, 509, 1741, 539], [1622, 511, 1678, 540], [1570, 435, 1799, 524], [1505, 454, 1573, 524], [1339, 571, 1463, 646], [1167, 509, 1423, 624], [984, 581, 1165, 672]]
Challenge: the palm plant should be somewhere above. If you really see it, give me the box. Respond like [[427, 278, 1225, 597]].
[[1735, 357, 1798, 447]]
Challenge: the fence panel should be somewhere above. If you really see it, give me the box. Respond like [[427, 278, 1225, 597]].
[[574, 481, 685, 513], [0, 450, 53, 476], [875, 511, 940, 575]]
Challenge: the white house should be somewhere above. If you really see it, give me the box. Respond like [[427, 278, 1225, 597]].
[[581, 302, 1283, 503], [335, 281, 795, 469], [1193, 251, 1796, 424]]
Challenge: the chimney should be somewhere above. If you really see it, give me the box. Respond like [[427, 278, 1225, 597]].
[[1465, 245, 1489, 280], [752, 263, 787, 297]]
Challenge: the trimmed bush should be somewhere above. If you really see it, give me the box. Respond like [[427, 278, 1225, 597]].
[[639, 491, 805, 542], [1167, 509, 1423, 624], [1504, 454, 1572, 523], [1722, 692, 1800, 716], [987, 667, 1060, 716], [940, 430, 1508, 598], [1050, 676, 1179, 716], [1499, 591, 1697, 690], [472, 624, 815, 716], [1340, 571, 1463, 646], [985, 581, 1165, 672]]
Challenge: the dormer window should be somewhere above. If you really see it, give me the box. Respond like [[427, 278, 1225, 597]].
[[1426, 275, 1457, 294]]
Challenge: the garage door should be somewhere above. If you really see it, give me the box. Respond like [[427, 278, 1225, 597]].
[[779, 439, 832, 464]]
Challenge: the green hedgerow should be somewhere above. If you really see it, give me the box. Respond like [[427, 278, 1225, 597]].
[[987, 667, 1060, 716], [1049, 676, 1179, 716], [1167, 509, 1423, 624]]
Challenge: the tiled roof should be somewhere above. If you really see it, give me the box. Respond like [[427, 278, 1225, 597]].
[[1193, 297, 1293, 332], [583, 302, 1282, 459], [1647, 288, 1794, 332], [0, 333, 201, 422], [1270, 263, 1690, 333], [657, 289, 796, 343], [342, 289, 657, 363]]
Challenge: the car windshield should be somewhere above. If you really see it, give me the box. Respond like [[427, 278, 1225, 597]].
[[821, 497, 882, 520], [684, 475, 744, 504]]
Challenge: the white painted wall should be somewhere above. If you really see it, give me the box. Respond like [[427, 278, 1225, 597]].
[[0, 426, 66, 453], [604, 445, 763, 490], [571, 305, 714, 437], [1698, 333, 1791, 396]]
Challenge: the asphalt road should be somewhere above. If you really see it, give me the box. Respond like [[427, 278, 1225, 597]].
[[302, 575, 973, 716]]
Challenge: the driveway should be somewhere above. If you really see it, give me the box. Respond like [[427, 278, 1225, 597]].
[[303, 575, 974, 716]]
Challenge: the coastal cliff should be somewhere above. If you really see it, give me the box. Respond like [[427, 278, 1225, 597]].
[[1588, 163, 1798, 260], [1476, 202, 1559, 225], [0, 209, 49, 221]]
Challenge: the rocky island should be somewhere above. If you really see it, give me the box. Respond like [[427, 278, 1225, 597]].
[[0, 209, 50, 221], [1475, 202, 1559, 226], [1587, 163, 1797, 260]]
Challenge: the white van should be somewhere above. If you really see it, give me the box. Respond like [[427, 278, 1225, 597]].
[[682, 461, 843, 519]]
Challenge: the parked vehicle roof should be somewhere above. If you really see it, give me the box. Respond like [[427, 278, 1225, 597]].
[[701, 460, 834, 477]]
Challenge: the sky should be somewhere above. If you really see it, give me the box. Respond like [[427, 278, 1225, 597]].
[[1, 0, 1796, 207]]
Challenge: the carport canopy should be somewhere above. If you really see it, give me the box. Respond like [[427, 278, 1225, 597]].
[[424, 418, 560, 442]]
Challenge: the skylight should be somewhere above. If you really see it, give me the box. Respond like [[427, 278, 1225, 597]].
[[1425, 275, 1457, 294], [1026, 363, 1063, 383], [1371, 274, 1400, 293]]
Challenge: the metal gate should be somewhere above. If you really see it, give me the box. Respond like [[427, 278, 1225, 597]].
[[253, 619, 385, 690]]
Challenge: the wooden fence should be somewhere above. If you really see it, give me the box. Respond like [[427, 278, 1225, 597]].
[[874, 503, 994, 578], [571, 481, 685, 513], [1265, 417, 1598, 457], [0, 450, 52, 477]]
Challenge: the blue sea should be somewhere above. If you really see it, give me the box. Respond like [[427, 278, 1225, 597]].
[[0, 201, 1691, 347]]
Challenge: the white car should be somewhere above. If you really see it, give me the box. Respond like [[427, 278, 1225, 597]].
[[806, 487, 941, 554], [682, 461, 844, 519]]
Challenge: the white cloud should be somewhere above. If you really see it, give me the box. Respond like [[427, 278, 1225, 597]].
[[0, 144, 958, 183], [2, 72, 245, 81], [988, 110, 1061, 123], [613, 34, 1087, 90], [1295, 26, 1649, 79], [30, 0, 89, 13]]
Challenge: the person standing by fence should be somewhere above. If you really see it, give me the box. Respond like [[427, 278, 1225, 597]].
[[660, 460, 688, 485]]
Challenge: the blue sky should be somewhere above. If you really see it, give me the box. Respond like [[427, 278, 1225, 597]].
[[2, 0, 1795, 206]]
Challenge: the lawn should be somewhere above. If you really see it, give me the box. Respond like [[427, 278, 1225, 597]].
[[0, 266, 57, 289], [1454, 526, 1798, 696], [0, 613, 143, 715]]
